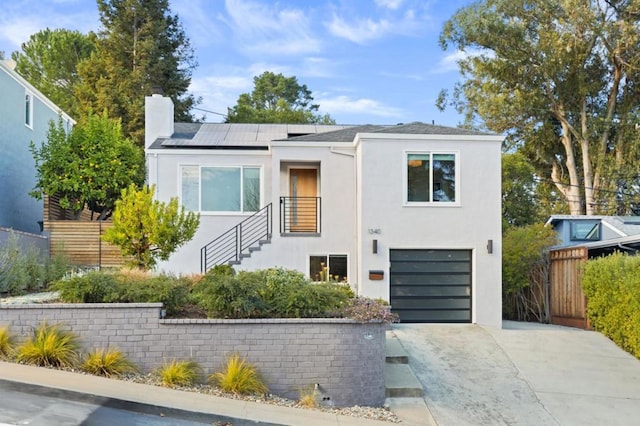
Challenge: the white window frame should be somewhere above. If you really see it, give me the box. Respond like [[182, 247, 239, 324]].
[[179, 164, 263, 215], [25, 91, 33, 129], [403, 150, 460, 206]]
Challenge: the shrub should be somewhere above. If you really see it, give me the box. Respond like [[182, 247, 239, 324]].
[[81, 348, 138, 377], [52, 270, 118, 303], [340, 296, 399, 324], [155, 360, 202, 387], [192, 270, 267, 318], [192, 267, 354, 319], [298, 385, 319, 408], [0, 325, 15, 359], [502, 224, 558, 321], [53, 269, 190, 316], [209, 353, 268, 395], [582, 252, 640, 358], [17, 322, 80, 367]]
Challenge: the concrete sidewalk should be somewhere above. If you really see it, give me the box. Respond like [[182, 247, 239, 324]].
[[0, 361, 393, 425], [392, 321, 640, 426]]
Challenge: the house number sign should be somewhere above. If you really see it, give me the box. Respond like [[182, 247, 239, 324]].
[[368, 228, 382, 235]]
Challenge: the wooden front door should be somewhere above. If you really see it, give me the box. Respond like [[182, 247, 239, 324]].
[[289, 168, 317, 232]]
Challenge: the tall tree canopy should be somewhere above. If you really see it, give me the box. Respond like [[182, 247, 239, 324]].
[[226, 71, 335, 124], [30, 113, 144, 220], [439, 0, 640, 215], [12, 29, 96, 118], [75, 0, 198, 145]]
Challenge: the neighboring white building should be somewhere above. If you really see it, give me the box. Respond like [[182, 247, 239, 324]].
[[145, 95, 503, 327]]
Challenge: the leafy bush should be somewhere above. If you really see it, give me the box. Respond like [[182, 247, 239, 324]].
[[192, 267, 353, 319], [582, 252, 640, 358], [53, 269, 190, 316], [155, 360, 202, 387], [340, 297, 399, 324], [81, 348, 138, 377], [0, 233, 71, 296], [502, 224, 558, 321], [52, 270, 118, 303], [17, 322, 80, 367], [209, 353, 268, 395], [0, 325, 15, 359]]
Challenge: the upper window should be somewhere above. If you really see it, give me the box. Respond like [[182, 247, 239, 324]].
[[570, 221, 600, 241], [25, 92, 33, 128], [181, 165, 261, 213], [406, 152, 457, 203]]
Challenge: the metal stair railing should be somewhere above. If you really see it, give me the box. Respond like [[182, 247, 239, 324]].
[[200, 203, 272, 273]]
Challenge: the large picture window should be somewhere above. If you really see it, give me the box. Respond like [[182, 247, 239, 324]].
[[180, 165, 261, 213], [406, 152, 457, 203]]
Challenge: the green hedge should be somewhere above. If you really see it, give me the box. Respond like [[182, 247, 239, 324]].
[[53, 270, 190, 316], [191, 267, 354, 319], [582, 252, 640, 358]]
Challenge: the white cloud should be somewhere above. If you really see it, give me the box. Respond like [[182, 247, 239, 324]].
[[172, 0, 223, 48], [375, 0, 404, 10], [432, 49, 488, 74], [326, 15, 391, 44], [223, 0, 321, 56], [316, 95, 404, 119]]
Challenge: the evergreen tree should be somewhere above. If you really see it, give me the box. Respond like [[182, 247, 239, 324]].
[[12, 28, 96, 118], [76, 0, 198, 145]]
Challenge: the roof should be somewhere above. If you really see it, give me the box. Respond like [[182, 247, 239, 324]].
[[546, 215, 640, 238], [0, 60, 75, 124], [149, 123, 352, 149], [278, 122, 493, 142]]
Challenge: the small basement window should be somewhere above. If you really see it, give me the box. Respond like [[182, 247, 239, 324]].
[[570, 221, 600, 241], [310, 254, 348, 282]]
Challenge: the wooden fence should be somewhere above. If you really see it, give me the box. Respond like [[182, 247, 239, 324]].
[[549, 246, 590, 329], [44, 220, 125, 268]]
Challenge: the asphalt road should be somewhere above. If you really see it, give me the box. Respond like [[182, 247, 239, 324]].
[[0, 388, 214, 426]]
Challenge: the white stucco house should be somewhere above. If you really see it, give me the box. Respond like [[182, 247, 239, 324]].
[[145, 94, 503, 327]]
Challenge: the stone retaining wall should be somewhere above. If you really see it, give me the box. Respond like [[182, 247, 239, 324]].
[[0, 303, 386, 407]]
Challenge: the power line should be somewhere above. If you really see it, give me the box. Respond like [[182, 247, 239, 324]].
[[192, 107, 227, 118]]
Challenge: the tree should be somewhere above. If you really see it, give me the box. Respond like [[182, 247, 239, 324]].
[[11, 28, 96, 118], [75, 0, 198, 145], [30, 113, 144, 219], [226, 71, 335, 124], [502, 152, 542, 229], [439, 0, 640, 215], [103, 184, 200, 270]]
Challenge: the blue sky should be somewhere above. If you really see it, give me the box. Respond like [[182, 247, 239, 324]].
[[0, 0, 472, 125]]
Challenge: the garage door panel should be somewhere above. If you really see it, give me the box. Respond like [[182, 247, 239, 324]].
[[390, 262, 470, 274], [390, 250, 471, 262], [391, 285, 470, 297], [394, 309, 471, 322], [391, 298, 470, 310], [391, 274, 471, 286], [390, 249, 471, 323]]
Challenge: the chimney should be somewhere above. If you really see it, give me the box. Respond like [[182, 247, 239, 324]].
[[145, 94, 174, 149]]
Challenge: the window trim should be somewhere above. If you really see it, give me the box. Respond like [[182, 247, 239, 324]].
[[403, 150, 460, 206], [25, 91, 33, 129], [179, 164, 263, 215]]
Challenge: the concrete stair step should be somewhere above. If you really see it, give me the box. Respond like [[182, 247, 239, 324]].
[[386, 333, 409, 364], [384, 364, 423, 398]]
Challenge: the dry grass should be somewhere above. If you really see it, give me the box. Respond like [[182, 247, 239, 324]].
[[209, 353, 268, 395], [298, 385, 319, 408]]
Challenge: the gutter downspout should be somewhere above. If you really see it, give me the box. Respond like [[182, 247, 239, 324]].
[[330, 147, 358, 293]]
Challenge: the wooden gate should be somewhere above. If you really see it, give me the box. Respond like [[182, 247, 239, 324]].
[[549, 246, 590, 329]]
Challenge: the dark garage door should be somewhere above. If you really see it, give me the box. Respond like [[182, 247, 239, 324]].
[[390, 249, 471, 323]]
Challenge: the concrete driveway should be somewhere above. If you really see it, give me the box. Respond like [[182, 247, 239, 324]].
[[392, 321, 640, 426]]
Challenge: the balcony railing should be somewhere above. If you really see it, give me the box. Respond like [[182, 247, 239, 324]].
[[279, 197, 321, 234]]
